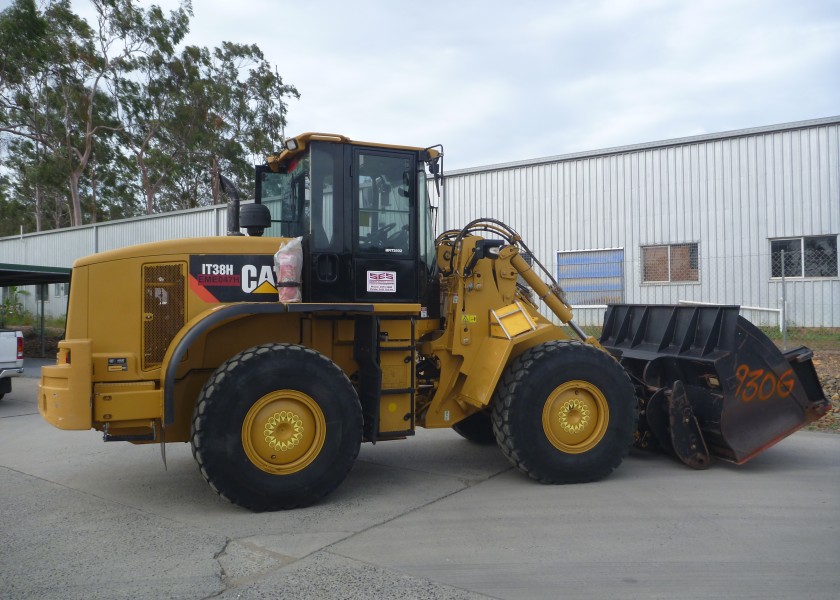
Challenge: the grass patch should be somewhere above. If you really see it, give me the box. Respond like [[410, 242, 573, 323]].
[[758, 327, 840, 351]]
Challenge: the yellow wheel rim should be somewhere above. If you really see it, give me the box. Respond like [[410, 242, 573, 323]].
[[242, 390, 326, 475], [542, 380, 609, 454]]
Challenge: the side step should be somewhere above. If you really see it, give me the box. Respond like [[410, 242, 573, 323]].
[[103, 421, 157, 442], [600, 304, 829, 467]]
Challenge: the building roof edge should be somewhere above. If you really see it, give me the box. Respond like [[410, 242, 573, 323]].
[[448, 115, 840, 176]]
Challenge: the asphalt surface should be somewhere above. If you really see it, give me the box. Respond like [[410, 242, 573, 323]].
[[1, 372, 838, 600]]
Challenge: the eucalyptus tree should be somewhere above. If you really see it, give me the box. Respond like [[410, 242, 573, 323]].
[[0, 0, 193, 227], [0, 0, 298, 227], [1, 136, 72, 232], [56, 0, 193, 225], [110, 0, 191, 214], [0, 172, 30, 237], [0, 0, 64, 230], [159, 42, 299, 209], [206, 42, 299, 205]]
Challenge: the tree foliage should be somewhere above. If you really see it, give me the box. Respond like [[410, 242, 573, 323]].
[[0, 0, 298, 235]]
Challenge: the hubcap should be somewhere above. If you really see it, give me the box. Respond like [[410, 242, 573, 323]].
[[542, 380, 609, 453], [242, 390, 326, 474]]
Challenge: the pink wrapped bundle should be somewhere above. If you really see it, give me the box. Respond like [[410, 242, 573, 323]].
[[273, 237, 302, 302]]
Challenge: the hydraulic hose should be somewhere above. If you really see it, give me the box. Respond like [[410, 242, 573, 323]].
[[446, 218, 590, 342]]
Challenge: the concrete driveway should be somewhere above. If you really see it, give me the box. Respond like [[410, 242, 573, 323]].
[[1, 374, 838, 600]]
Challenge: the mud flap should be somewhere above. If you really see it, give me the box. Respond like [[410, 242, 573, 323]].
[[354, 316, 382, 443]]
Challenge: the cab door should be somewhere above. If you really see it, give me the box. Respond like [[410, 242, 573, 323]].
[[352, 148, 418, 303], [305, 142, 352, 302]]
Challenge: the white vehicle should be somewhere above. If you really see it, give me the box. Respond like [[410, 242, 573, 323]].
[[0, 329, 24, 401]]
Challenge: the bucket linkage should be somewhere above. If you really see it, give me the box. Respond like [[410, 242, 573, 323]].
[[600, 305, 829, 469]]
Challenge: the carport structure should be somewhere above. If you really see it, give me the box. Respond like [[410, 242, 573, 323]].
[[0, 263, 72, 356]]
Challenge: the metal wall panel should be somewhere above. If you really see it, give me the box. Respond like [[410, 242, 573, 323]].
[[443, 118, 840, 327], [0, 205, 229, 316]]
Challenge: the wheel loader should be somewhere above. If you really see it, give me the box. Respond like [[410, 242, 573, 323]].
[[39, 132, 830, 511]]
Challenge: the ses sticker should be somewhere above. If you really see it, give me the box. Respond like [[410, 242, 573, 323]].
[[367, 270, 397, 293], [189, 255, 278, 303]]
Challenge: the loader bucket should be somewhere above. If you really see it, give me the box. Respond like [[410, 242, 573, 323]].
[[600, 304, 829, 468]]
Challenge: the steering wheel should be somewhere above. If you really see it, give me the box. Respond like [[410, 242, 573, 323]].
[[386, 224, 410, 249], [367, 222, 395, 248]]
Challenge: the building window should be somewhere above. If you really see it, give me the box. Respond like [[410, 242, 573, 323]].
[[557, 248, 625, 304], [54, 283, 68, 297], [641, 243, 699, 283], [770, 235, 838, 278]]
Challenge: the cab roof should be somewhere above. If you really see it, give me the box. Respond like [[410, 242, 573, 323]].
[[266, 132, 439, 172]]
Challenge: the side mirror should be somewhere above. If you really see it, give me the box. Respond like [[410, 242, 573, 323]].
[[429, 157, 441, 195], [423, 145, 444, 196]]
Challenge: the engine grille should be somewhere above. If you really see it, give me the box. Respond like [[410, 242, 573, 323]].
[[142, 263, 186, 370]]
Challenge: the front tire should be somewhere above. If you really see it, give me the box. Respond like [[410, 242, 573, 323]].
[[191, 343, 362, 511], [491, 340, 637, 484]]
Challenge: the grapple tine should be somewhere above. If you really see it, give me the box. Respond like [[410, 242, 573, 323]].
[[668, 381, 711, 469], [637, 381, 711, 469], [601, 304, 830, 466]]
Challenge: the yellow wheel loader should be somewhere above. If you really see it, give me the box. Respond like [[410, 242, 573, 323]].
[[39, 133, 830, 511]]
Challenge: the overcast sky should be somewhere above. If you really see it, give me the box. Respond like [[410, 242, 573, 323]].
[[44, 0, 840, 169]]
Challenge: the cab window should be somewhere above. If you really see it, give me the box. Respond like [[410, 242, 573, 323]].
[[357, 153, 412, 254]]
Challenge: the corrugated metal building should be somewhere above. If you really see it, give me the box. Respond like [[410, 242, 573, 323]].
[[441, 116, 840, 327], [1, 116, 838, 326], [0, 205, 230, 318]]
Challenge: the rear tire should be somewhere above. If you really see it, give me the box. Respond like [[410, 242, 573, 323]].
[[191, 343, 362, 511], [452, 410, 496, 444], [491, 340, 637, 483]]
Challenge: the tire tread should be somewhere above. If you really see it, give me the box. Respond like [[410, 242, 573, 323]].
[[491, 340, 637, 484], [190, 343, 361, 511]]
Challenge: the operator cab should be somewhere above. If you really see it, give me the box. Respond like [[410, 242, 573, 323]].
[[254, 133, 440, 305]]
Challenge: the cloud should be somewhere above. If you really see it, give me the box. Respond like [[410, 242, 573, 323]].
[[63, 0, 840, 169]]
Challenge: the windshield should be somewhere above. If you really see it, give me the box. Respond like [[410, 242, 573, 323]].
[[257, 153, 310, 237]]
